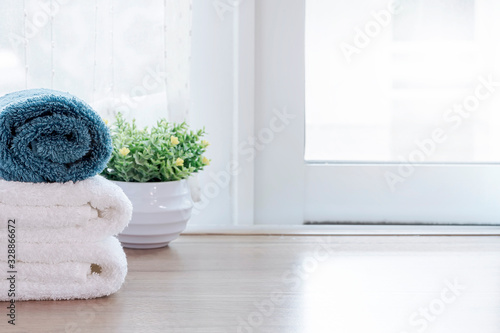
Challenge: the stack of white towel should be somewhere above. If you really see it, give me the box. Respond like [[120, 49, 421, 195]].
[[0, 176, 132, 300], [0, 89, 133, 301]]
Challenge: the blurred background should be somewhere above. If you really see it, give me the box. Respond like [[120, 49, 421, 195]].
[[2, 0, 500, 227]]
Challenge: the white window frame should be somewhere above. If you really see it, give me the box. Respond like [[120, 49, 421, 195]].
[[189, 0, 256, 227], [252, 0, 500, 229], [188, 0, 500, 234]]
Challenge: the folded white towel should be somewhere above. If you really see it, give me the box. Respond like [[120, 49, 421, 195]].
[[0, 176, 132, 242], [0, 237, 127, 300]]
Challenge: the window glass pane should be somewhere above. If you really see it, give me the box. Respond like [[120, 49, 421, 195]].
[[305, 0, 500, 162]]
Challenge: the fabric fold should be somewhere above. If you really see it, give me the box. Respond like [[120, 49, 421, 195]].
[[0, 88, 111, 183], [0, 237, 127, 300], [0, 176, 132, 242], [0, 89, 131, 301]]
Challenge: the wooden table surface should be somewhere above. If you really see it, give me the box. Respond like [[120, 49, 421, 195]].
[[2, 235, 500, 333]]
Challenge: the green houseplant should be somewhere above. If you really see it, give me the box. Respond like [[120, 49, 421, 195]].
[[102, 113, 209, 182], [102, 113, 210, 249]]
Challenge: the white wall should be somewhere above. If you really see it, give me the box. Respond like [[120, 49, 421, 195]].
[[188, 0, 236, 226]]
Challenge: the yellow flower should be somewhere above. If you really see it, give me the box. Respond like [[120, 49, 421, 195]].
[[202, 156, 210, 166], [201, 140, 210, 148], [103, 119, 109, 125], [175, 158, 184, 166], [171, 136, 179, 146], [119, 147, 130, 156]]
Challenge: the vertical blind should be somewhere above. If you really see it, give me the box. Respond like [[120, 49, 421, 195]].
[[0, 0, 192, 124]]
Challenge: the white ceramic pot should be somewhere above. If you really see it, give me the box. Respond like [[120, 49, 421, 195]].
[[113, 180, 193, 249]]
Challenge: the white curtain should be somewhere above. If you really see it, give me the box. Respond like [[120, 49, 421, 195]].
[[0, 0, 192, 126]]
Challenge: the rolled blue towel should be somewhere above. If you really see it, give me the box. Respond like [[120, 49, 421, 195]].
[[0, 89, 112, 183]]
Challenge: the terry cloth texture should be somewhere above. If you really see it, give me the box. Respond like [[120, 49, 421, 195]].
[[0, 176, 132, 242], [0, 237, 127, 300], [0, 89, 112, 183]]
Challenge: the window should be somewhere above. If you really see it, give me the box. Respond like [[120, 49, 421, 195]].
[[253, 0, 500, 227], [306, 0, 500, 163]]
